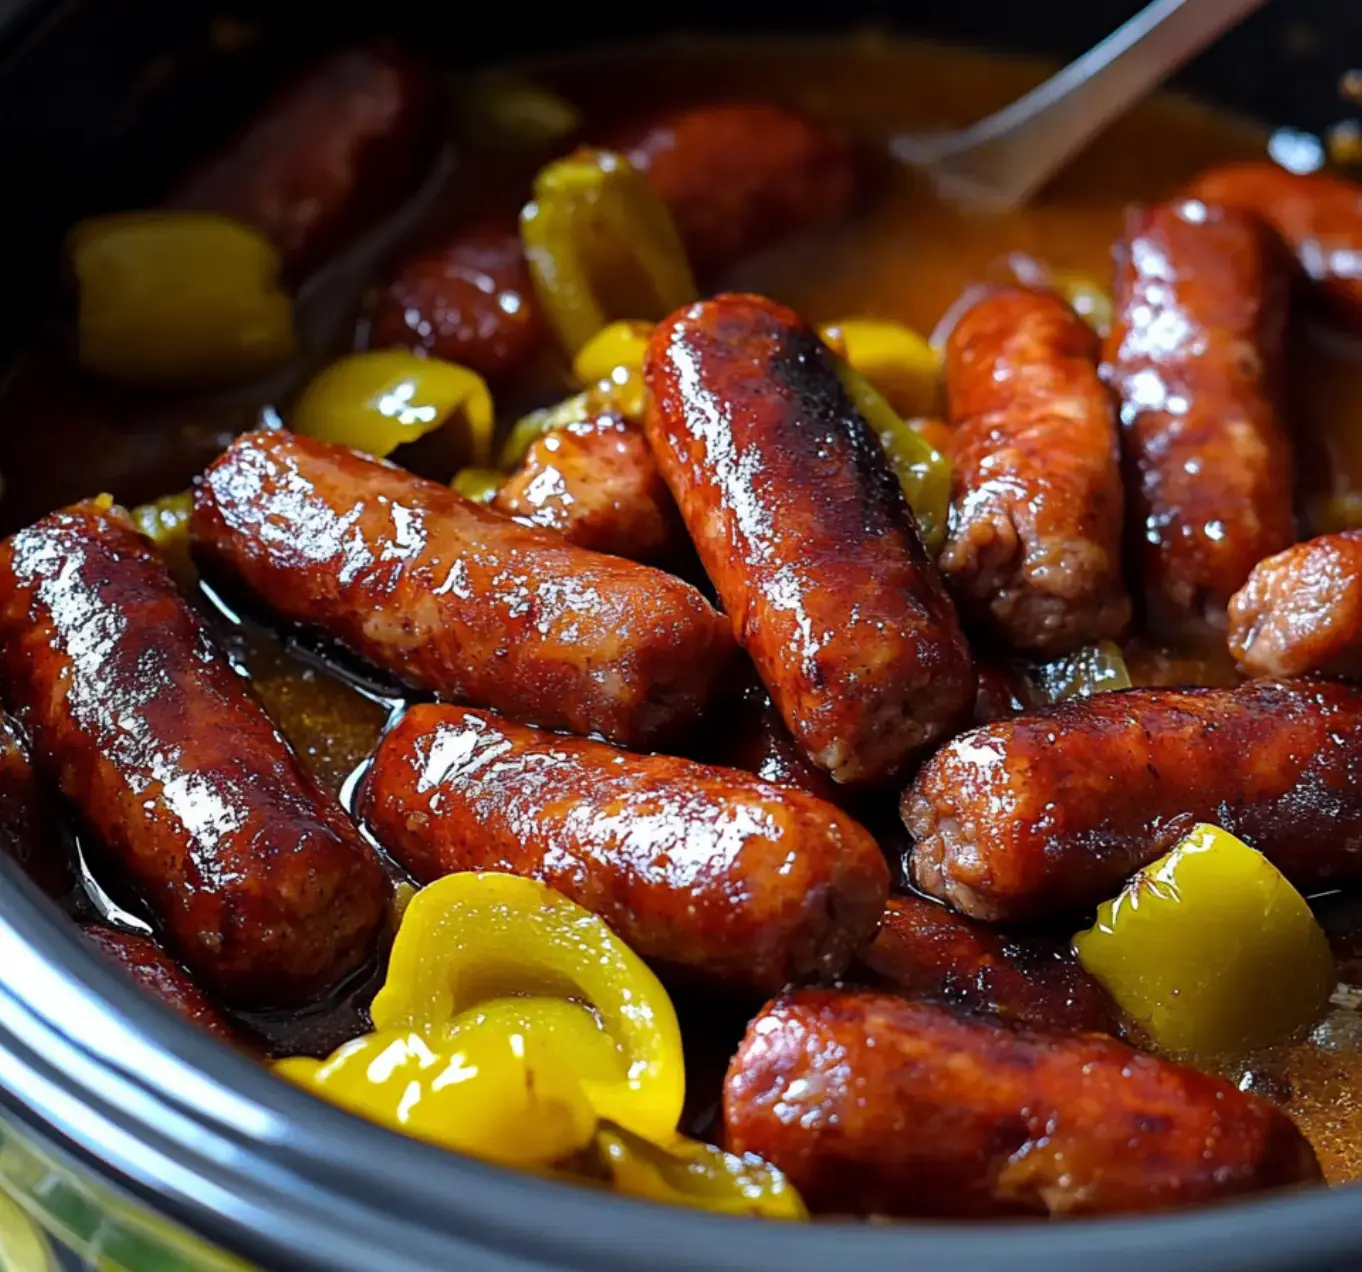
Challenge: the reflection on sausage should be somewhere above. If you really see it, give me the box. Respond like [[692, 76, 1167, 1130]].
[[359, 703, 889, 992], [0, 714, 72, 898], [1228, 531, 1362, 679], [0, 500, 389, 1007], [172, 43, 434, 279], [1102, 200, 1295, 637], [857, 895, 1120, 1036], [723, 989, 1320, 1218], [942, 287, 1129, 653], [905, 680, 1362, 922], [84, 926, 238, 1043], [493, 413, 684, 562], [192, 431, 734, 750], [1188, 161, 1362, 332], [645, 294, 974, 785]]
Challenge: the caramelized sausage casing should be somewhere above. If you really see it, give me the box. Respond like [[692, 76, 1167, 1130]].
[[0, 501, 389, 1007], [359, 704, 890, 992], [906, 680, 1362, 922], [1188, 161, 1362, 332], [1228, 530, 1362, 679], [493, 413, 683, 562], [942, 286, 1130, 653], [191, 431, 734, 751], [0, 714, 71, 898], [645, 294, 974, 786], [366, 218, 541, 381], [84, 927, 238, 1043], [614, 102, 858, 276], [857, 895, 1120, 1036], [723, 989, 1320, 1218], [1102, 199, 1295, 636]]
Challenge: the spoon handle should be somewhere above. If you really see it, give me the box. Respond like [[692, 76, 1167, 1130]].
[[896, 0, 1271, 210]]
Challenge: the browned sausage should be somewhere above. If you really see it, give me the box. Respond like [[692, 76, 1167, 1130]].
[[723, 989, 1319, 1218], [358, 703, 889, 991], [84, 927, 238, 1043], [856, 895, 1120, 1035], [192, 431, 734, 750], [493, 413, 683, 562], [172, 43, 433, 278], [613, 102, 858, 276], [1228, 531, 1362, 679], [971, 660, 1034, 724], [0, 500, 389, 1007], [365, 218, 541, 381], [1101, 200, 1295, 637], [704, 679, 843, 805], [942, 287, 1130, 653], [644, 294, 974, 785], [905, 680, 1362, 922], [1188, 161, 1362, 331], [0, 715, 71, 898]]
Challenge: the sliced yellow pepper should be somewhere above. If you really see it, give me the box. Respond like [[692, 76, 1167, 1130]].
[[130, 491, 195, 585], [819, 319, 942, 418], [371, 872, 684, 1141], [70, 211, 296, 388], [834, 361, 952, 552], [291, 351, 494, 464], [1074, 824, 1335, 1058], [277, 1027, 597, 1168], [520, 149, 697, 356], [594, 1123, 806, 1221], [572, 320, 653, 386], [452, 467, 505, 504], [1050, 271, 1114, 339], [1028, 640, 1132, 703]]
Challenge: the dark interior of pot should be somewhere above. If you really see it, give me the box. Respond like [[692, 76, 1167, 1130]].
[[3, 1, 1362, 1269]]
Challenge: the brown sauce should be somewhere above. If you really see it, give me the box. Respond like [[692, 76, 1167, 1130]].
[[7, 33, 1362, 1183]]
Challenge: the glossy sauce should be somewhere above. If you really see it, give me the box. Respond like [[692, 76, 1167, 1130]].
[[8, 34, 1362, 1179]]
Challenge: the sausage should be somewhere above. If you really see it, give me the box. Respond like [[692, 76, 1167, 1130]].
[[493, 413, 684, 562], [0, 500, 389, 1007], [1187, 161, 1362, 331], [1101, 199, 1295, 637], [191, 430, 735, 750], [365, 218, 541, 381], [942, 287, 1130, 654], [358, 703, 890, 992], [723, 989, 1320, 1218], [1228, 531, 1362, 679], [83, 927, 238, 1043], [904, 680, 1362, 922], [971, 660, 1033, 724], [644, 294, 974, 785], [704, 679, 843, 805], [856, 895, 1120, 1036], [613, 102, 858, 276], [0, 715, 71, 898], [171, 43, 433, 278]]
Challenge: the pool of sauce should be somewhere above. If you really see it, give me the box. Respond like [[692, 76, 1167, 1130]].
[[9, 33, 1362, 1183]]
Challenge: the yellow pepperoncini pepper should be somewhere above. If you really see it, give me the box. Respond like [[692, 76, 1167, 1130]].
[[834, 360, 952, 552], [1049, 270, 1114, 338], [460, 72, 582, 150], [593, 1122, 807, 1221], [291, 351, 494, 464], [1028, 640, 1132, 703], [819, 319, 943, 418], [451, 467, 505, 504], [1074, 824, 1336, 1059], [520, 149, 697, 356], [130, 491, 196, 585], [69, 211, 296, 389], [571, 319, 653, 420], [499, 392, 597, 470]]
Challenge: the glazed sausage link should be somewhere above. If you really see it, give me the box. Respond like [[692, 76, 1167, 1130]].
[[645, 293, 974, 786], [723, 989, 1320, 1218], [0, 500, 389, 1007], [856, 894, 1121, 1036], [191, 430, 735, 751], [942, 286, 1130, 654], [359, 703, 889, 992], [0, 714, 72, 898], [1101, 199, 1295, 637], [1228, 531, 1362, 679], [905, 680, 1362, 922]]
